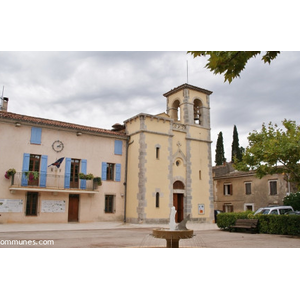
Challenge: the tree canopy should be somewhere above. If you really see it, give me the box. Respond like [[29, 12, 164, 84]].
[[187, 51, 280, 83], [235, 119, 300, 188], [231, 125, 243, 162]]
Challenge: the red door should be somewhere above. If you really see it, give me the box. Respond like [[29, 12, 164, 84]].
[[68, 195, 79, 222], [173, 193, 184, 223]]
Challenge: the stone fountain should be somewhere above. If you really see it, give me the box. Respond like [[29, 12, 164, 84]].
[[152, 206, 194, 248]]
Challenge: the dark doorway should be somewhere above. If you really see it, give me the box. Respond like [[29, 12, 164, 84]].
[[68, 195, 79, 222], [173, 193, 184, 223]]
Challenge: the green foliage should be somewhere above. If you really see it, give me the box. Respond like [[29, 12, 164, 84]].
[[217, 212, 300, 235], [79, 173, 94, 180], [215, 131, 226, 166], [235, 119, 300, 188], [216, 211, 253, 229], [283, 192, 300, 210], [187, 51, 280, 83]]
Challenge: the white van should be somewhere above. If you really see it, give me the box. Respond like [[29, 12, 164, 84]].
[[254, 206, 294, 215]]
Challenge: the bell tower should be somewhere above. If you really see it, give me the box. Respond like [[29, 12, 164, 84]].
[[164, 83, 212, 127]]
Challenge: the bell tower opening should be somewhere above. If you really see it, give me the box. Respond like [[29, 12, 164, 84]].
[[193, 99, 203, 125]]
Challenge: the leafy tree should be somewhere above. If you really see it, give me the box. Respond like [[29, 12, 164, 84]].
[[187, 51, 280, 83], [235, 119, 300, 188], [283, 192, 300, 211], [215, 131, 226, 166], [231, 125, 242, 162]]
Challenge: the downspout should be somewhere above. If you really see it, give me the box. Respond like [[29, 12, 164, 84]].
[[124, 136, 134, 223]]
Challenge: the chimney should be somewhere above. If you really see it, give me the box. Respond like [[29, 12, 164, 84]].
[[1, 97, 9, 111]]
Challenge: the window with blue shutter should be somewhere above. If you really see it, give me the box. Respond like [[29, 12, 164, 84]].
[[64, 158, 71, 188], [115, 164, 121, 182], [101, 162, 107, 181], [21, 153, 30, 186], [30, 127, 42, 144], [40, 155, 48, 187], [114, 140, 123, 155], [80, 159, 87, 189]]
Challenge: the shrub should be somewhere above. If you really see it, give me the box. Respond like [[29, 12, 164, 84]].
[[217, 212, 300, 235], [217, 211, 253, 229], [283, 192, 300, 211]]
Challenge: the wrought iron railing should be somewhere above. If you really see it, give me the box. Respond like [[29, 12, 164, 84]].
[[11, 172, 98, 191]]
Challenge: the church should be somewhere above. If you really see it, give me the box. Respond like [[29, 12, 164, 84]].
[[0, 83, 214, 224]]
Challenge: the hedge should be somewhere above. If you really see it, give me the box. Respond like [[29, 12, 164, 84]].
[[217, 212, 300, 235]]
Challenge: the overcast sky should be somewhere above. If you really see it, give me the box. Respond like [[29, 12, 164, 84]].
[[1, 51, 300, 161]]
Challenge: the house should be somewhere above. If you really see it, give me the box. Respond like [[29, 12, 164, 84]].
[[212, 162, 294, 212], [0, 103, 127, 223], [0, 83, 214, 224]]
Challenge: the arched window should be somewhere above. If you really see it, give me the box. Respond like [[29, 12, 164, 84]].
[[193, 99, 202, 125], [155, 192, 160, 208]]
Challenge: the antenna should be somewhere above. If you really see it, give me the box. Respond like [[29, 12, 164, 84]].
[[186, 61, 189, 84]]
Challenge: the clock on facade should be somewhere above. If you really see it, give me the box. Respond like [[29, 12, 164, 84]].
[[52, 140, 64, 152]]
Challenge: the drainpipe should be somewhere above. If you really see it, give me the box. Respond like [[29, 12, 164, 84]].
[[124, 137, 134, 223]]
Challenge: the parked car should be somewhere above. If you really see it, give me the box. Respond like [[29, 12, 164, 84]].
[[285, 210, 300, 215], [254, 206, 294, 215]]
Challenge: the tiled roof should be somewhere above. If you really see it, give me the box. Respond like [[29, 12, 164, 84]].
[[163, 83, 213, 97], [0, 111, 126, 137]]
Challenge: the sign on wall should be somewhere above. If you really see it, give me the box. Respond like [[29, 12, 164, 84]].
[[0, 199, 23, 212], [198, 204, 205, 215], [41, 200, 66, 213]]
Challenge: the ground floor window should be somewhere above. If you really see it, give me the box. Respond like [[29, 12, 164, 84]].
[[105, 195, 115, 213], [244, 203, 254, 211], [223, 203, 233, 212], [26, 192, 38, 216]]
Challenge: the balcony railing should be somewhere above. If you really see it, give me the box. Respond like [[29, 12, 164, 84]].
[[10, 172, 99, 192]]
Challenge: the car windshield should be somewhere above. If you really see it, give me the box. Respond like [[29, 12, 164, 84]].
[[260, 209, 270, 215]]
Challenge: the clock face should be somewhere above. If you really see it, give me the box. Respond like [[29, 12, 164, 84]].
[[52, 140, 64, 152]]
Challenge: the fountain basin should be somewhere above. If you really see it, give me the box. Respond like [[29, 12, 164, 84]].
[[152, 228, 194, 248]]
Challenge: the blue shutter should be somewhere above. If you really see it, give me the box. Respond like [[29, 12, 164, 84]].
[[40, 155, 48, 187], [115, 164, 121, 182], [64, 158, 71, 188], [80, 159, 87, 189], [114, 140, 123, 155], [30, 127, 42, 144], [21, 153, 30, 186], [101, 162, 107, 181]]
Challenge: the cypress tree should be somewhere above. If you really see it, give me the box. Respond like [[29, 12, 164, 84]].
[[215, 131, 226, 166], [231, 125, 242, 162]]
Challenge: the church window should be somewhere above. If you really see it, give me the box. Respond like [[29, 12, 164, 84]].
[[155, 192, 160, 208]]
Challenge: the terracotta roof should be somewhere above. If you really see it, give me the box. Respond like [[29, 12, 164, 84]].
[[163, 83, 213, 97], [0, 111, 126, 138]]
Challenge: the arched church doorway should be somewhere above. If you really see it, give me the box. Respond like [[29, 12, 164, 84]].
[[173, 181, 185, 223]]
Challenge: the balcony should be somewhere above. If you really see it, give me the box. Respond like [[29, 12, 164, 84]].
[[9, 172, 99, 194]]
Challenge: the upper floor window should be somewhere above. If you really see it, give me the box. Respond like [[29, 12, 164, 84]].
[[114, 140, 123, 155], [245, 182, 252, 195], [30, 127, 42, 144], [102, 162, 121, 182], [224, 183, 232, 195], [269, 180, 277, 195]]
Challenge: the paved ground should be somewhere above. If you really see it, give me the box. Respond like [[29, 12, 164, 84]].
[[0, 222, 299, 248]]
